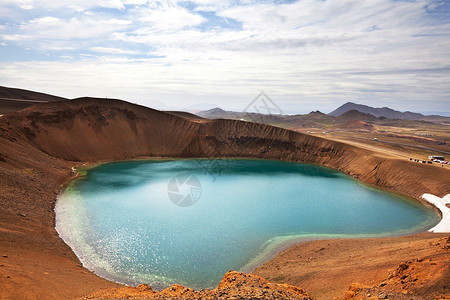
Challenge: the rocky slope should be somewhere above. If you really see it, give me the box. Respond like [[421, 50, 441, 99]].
[[3, 98, 448, 197], [255, 234, 449, 299], [81, 270, 314, 300], [0, 98, 449, 299]]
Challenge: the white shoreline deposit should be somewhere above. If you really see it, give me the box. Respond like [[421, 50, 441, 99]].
[[422, 194, 450, 233]]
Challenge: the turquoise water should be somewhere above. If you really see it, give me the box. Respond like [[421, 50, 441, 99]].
[[55, 159, 439, 290]]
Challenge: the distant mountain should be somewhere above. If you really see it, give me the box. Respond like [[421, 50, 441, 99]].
[[0, 86, 67, 102], [196, 108, 335, 129], [165, 111, 206, 121], [196, 107, 238, 119], [197, 107, 286, 123], [334, 110, 378, 123], [294, 111, 334, 125], [197, 104, 450, 130], [328, 120, 375, 132], [0, 86, 67, 114], [328, 102, 443, 121], [200, 104, 450, 125], [197, 107, 381, 127]]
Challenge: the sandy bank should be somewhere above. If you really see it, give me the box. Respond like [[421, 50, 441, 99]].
[[254, 233, 449, 299]]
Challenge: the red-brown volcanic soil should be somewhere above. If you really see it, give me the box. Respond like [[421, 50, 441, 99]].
[[0, 98, 449, 299], [80, 270, 315, 300], [255, 234, 450, 300]]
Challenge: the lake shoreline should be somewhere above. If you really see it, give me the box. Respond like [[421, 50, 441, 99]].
[[54, 158, 441, 291]]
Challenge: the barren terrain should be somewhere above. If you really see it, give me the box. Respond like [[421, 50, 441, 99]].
[[0, 96, 449, 299]]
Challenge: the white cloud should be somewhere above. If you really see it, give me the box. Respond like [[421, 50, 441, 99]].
[[2, 0, 127, 11], [192, 0, 233, 12], [136, 6, 206, 30], [2, 16, 131, 43], [1, 0, 34, 9], [0, 0, 449, 112], [100, 0, 125, 10], [90, 46, 139, 55]]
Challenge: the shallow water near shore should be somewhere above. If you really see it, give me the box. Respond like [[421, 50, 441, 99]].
[[55, 159, 440, 290]]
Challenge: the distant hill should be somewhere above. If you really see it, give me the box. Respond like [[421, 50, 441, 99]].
[[328, 102, 447, 121], [287, 111, 334, 128], [197, 104, 450, 130], [0, 86, 67, 114], [197, 107, 242, 119], [328, 120, 375, 132], [199, 103, 450, 126], [334, 110, 378, 123], [166, 111, 206, 121], [0, 86, 67, 102], [196, 108, 335, 129]]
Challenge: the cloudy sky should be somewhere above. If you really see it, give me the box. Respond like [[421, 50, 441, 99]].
[[0, 0, 449, 114]]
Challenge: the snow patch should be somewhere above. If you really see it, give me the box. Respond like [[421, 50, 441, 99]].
[[422, 194, 450, 233]]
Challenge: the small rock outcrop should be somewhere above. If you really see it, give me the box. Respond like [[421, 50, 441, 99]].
[[80, 270, 315, 299]]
